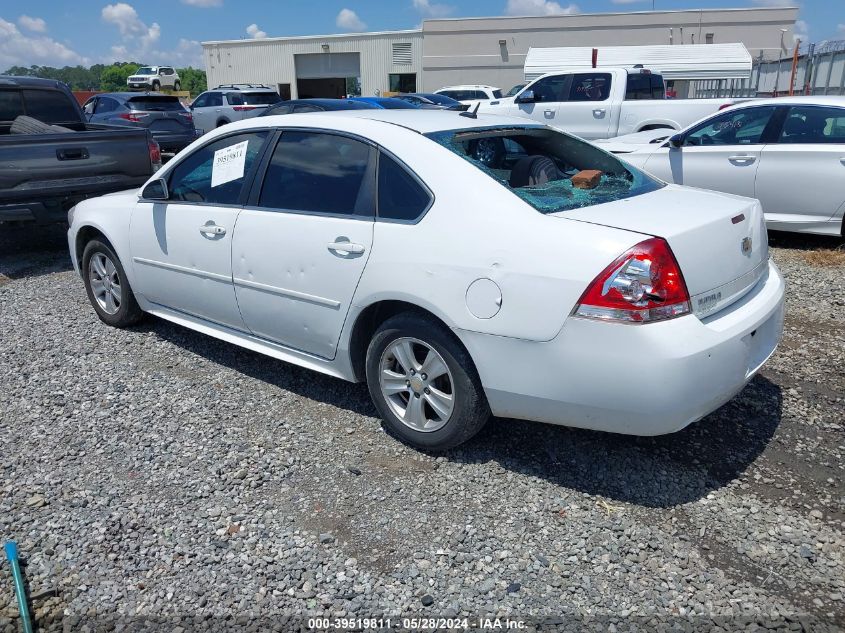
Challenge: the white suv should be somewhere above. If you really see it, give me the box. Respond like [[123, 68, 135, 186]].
[[127, 66, 180, 92], [434, 85, 502, 105], [190, 84, 282, 133]]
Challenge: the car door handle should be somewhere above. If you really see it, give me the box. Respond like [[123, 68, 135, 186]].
[[840, 157, 845, 165], [593, 108, 606, 116], [728, 155, 756, 163], [199, 224, 226, 236], [544, 109, 555, 117], [327, 241, 365, 254]]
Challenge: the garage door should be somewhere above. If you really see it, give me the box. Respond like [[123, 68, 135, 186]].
[[294, 53, 361, 79]]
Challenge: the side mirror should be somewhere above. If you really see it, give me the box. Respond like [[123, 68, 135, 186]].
[[669, 133, 683, 148], [515, 89, 535, 104], [141, 178, 169, 201]]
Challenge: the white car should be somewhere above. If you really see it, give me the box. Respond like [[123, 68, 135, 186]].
[[434, 85, 502, 106], [127, 66, 180, 92], [596, 96, 845, 236], [190, 85, 282, 134], [67, 110, 784, 451]]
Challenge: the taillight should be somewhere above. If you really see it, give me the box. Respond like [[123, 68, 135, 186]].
[[149, 140, 162, 172], [574, 237, 690, 323], [232, 105, 257, 111], [179, 112, 193, 121], [118, 112, 148, 122], [718, 103, 734, 110]]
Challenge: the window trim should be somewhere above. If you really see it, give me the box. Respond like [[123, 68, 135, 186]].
[[244, 127, 378, 221], [138, 128, 275, 207]]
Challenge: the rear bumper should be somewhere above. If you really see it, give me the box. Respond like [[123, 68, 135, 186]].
[[151, 131, 196, 152], [458, 260, 785, 436]]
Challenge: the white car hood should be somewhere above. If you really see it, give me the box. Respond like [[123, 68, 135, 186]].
[[593, 130, 674, 155]]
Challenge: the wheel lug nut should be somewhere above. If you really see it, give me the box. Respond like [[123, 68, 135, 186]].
[[424, 388, 430, 395], [414, 393, 421, 398], [405, 380, 410, 386], [421, 374, 427, 381], [410, 369, 415, 375]]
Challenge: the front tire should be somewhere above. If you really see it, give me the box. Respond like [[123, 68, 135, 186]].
[[152, 80, 161, 91], [365, 312, 490, 451], [82, 240, 143, 328], [174, 80, 181, 91]]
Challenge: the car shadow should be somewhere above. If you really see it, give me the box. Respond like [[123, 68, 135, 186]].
[[142, 315, 782, 509], [768, 230, 844, 251], [0, 224, 73, 281], [449, 374, 783, 508]]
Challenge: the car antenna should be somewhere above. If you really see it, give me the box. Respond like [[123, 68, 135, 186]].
[[460, 102, 481, 119]]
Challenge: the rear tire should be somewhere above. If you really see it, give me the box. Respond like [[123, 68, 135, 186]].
[[365, 312, 490, 451], [82, 240, 143, 328]]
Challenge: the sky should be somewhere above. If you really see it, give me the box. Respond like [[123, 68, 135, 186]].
[[0, 0, 841, 71]]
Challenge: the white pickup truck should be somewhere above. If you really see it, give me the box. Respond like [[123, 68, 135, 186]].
[[478, 67, 741, 140]]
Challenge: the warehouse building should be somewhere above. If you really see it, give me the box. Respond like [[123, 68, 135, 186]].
[[202, 6, 798, 99]]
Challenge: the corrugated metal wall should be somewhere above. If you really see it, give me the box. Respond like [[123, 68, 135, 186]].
[[750, 40, 845, 96], [203, 31, 422, 98]]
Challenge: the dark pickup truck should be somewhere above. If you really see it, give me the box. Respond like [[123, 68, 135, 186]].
[[0, 76, 160, 224]]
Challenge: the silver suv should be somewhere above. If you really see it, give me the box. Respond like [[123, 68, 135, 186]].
[[127, 66, 180, 92], [190, 84, 282, 133]]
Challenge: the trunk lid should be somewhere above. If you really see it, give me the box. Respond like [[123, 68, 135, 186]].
[[558, 184, 768, 318]]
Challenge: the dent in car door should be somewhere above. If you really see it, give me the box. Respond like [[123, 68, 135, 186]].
[[232, 130, 376, 359], [642, 105, 778, 198], [755, 104, 845, 232], [129, 131, 269, 329]]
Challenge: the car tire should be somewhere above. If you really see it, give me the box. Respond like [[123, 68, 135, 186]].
[[174, 81, 181, 91], [82, 239, 144, 328], [216, 119, 230, 128], [152, 80, 161, 91], [365, 312, 490, 451]]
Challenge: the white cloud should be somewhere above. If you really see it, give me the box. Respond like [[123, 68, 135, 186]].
[[336, 8, 367, 32], [793, 19, 808, 43], [101, 2, 146, 35], [18, 15, 47, 32], [0, 17, 88, 68], [412, 0, 455, 18], [181, 0, 222, 6], [505, 0, 579, 16], [246, 23, 267, 39], [101, 3, 201, 66]]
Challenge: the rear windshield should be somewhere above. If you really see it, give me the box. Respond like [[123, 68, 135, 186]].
[[135, 67, 155, 75], [22, 89, 80, 124], [427, 126, 663, 214], [127, 96, 185, 111], [229, 92, 282, 106]]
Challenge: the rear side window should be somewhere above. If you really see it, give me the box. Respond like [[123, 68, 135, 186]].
[[21, 89, 79, 123], [779, 105, 845, 144], [625, 74, 651, 100], [167, 132, 268, 205], [128, 96, 184, 111], [492, 89, 503, 99], [240, 92, 282, 105], [95, 97, 119, 114], [377, 153, 431, 222], [258, 132, 374, 216], [0, 90, 25, 121], [569, 74, 611, 102]]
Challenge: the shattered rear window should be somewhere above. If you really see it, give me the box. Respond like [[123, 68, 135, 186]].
[[426, 126, 663, 214]]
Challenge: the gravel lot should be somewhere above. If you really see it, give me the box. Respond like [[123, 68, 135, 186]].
[[1, 225, 843, 632]]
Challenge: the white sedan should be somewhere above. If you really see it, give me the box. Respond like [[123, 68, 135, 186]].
[[596, 96, 845, 237], [67, 110, 785, 451]]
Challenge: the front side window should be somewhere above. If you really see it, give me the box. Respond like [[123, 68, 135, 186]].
[[167, 132, 268, 205], [377, 152, 431, 221], [206, 93, 223, 107], [21, 89, 79, 124], [528, 75, 570, 103], [569, 73, 611, 102], [192, 93, 210, 108], [779, 106, 845, 144], [258, 132, 374, 216], [428, 126, 662, 215], [492, 89, 503, 98], [684, 106, 776, 146]]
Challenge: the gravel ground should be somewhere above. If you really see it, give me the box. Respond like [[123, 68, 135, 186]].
[[1, 225, 843, 632]]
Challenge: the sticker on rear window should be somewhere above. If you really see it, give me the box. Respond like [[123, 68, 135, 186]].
[[211, 140, 248, 187]]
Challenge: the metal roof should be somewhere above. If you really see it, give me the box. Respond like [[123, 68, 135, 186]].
[[524, 43, 753, 81]]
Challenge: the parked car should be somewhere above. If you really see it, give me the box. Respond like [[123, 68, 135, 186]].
[[81, 92, 198, 153], [479, 68, 743, 139], [0, 76, 160, 224], [396, 93, 467, 110], [434, 85, 502, 106], [506, 82, 527, 97], [191, 84, 282, 133], [260, 99, 379, 116], [595, 96, 845, 237], [349, 97, 418, 109], [127, 66, 180, 92], [67, 109, 784, 450]]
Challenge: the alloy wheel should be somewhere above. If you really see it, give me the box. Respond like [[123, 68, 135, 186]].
[[88, 252, 122, 315]]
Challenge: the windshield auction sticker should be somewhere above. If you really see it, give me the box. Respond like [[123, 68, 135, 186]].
[[211, 140, 248, 187]]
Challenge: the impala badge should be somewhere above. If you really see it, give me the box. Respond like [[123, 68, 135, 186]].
[[741, 237, 753, 256]]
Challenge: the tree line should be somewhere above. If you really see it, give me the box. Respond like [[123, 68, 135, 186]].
[[2, 62, 208, 95]]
